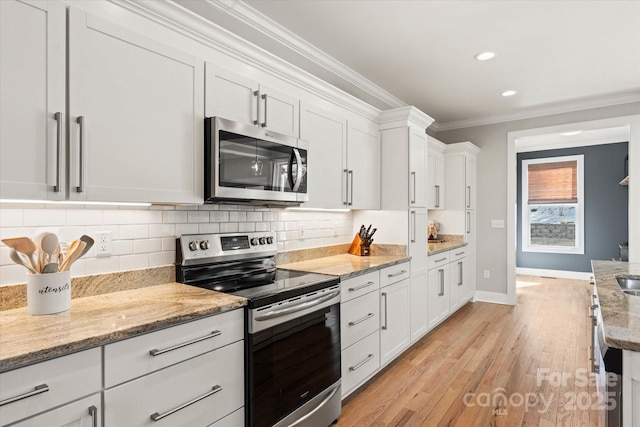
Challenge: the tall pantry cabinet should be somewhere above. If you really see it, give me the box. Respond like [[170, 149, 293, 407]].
[[379, 107, 435, 344]]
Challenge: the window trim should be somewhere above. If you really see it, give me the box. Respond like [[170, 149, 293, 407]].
[[521, 155, 585, 254]]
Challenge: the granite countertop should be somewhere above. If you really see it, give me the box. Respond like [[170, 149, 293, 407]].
[[428, 240, 468, 255], [0, 283, 246, 372], [278, 253, 411, 280], [591, 260, 640, 352]]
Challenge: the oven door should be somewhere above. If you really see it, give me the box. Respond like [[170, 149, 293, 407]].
[[247, 286, 341, 427], [206, 117, 308, 203]]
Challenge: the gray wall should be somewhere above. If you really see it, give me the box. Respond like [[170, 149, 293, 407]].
[[436, 101, 640, 294], [516, 143, 628, 272]]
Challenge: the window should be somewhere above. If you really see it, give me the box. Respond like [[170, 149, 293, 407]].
[[521, 155, 584, 254]]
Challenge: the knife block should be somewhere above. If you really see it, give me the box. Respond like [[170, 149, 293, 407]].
[[348, 235, 370, 256]]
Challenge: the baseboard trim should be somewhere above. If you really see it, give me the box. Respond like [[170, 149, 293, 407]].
[[516, 267, 592, 281], [474, 291, 510, 305]]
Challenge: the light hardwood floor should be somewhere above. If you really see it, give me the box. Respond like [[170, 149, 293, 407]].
[[338, 276, 604, 426]]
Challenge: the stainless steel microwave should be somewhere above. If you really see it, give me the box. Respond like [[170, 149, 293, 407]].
[[205, 117, 308, 205]]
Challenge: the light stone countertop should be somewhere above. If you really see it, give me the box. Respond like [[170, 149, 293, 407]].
[[591, 260, 640, 352], [428, 240, 468, 255], [278, 253, 411, 280], [0, 283, 246, 372]]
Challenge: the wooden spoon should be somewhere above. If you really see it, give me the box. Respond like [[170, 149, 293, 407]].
[[9, 248, 38, 274], [59, 241, 86, 272], [2, 237, 38, 272]]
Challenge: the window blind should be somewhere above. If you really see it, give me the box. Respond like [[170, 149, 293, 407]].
[[527, 160, 578, 203]]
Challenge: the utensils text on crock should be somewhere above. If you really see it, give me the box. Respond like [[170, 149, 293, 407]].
[[59, 241, 87, 272], [9, 249, 38, 274], [1, 237, 38, 272]]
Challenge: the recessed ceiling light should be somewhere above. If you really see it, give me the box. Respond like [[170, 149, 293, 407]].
[[501, 90, 517, 97], [474, 52, 495, 61], [560, 130, 582, 136]]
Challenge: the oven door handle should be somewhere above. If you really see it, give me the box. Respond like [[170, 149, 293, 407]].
[[288, 383, 340, 427], [254, 290, 340, 321]]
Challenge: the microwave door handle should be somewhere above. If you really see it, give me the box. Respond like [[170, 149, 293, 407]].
[[287, 149, 296, 190], [291, 148, 304, 191]]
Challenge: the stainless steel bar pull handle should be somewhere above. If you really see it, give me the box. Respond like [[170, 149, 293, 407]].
[[348, 281, 376, 292], [381, 292, 388, 330], [253, 90, 260, 125], [76, 116, 85, 193], [388, 270, 407, 278], [438, 269, 444, 296], [54, 112, 63, 192], [411, 211, 416, 243], [261, 93, 268, 127], [467, 185, 471, 208], [411, 171, 416, 204], [466, 211, 471, 234], [149, 330, 221, 356], [458, 261, 463, 286], [343, 169, 349, 205], [349, 313, 375, 326], [89, 405, 98, 427], [150, 385, 222, 421], [435, 185, 440, 207], [349, 354, 375, 371], [0, 384, 49, 407], [348, 170, 354, 206]]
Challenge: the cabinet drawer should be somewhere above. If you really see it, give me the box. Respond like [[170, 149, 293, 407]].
[[10, 393, 101, 427], [105, 309, 243, 388], [340, 271, 379, 302], [379, 262, 410, 288], [104, 340, 244, 427], [0, 348, 101, 426], [428, 252, 450, 270], [341, 332, 379, 397], [340, 291, 380, 350], [207, 407, 243, 427], [449, 247, 467, 261]]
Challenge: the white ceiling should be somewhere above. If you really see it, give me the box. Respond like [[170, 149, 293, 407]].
[[176, 0, 640, 130]]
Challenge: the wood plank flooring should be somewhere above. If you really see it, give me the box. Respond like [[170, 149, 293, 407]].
[[338, 276, 604, 427]]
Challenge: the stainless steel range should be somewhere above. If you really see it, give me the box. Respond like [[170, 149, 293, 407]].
[[176, 232, 341, 427]]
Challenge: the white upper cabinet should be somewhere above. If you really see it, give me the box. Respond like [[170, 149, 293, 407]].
[[379, 107, 433, 209], [444, 142, 480, 211], [205, 65, 299, 137], [0, 0, 65, 201], [427, 136, 446, 210], [68, 7, 204, 204], [347, 119, 380, 209], [300, 103, 347, 209]]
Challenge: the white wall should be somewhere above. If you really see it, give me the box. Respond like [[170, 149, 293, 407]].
[[0, 204, 352, 286], [436, 101, 640, 295]]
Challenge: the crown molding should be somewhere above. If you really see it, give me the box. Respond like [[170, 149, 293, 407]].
[[204, 0, 408, 112], [378, 106, 435, 130], [114, 0, 381, 121], [433, 90, 640, 132]]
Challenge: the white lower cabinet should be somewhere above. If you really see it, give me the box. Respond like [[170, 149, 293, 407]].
[[623, 350, 640, 427], [428, 263, 450, 329], [0, 348, 101, 426], [9, 393, 101, 427], [410, 268, 429, 342], [379, 263, 411, 367], [208, 408, 244, 427], [341, 331, 380, 397], [104, 341, 244, 427]]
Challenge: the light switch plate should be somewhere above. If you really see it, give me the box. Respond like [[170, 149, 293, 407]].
[[491, 219, 505, 228]]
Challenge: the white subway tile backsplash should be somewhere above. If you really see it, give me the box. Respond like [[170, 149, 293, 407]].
[[0, 205, 352, 285]]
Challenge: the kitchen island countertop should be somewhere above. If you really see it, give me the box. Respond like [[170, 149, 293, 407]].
[[278, 253, 410, 280], [591, 260, 640, 352], [0, 282, 246, 372]]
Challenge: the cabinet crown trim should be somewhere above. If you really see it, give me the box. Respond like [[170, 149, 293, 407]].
[[379, 106, 435, 130]]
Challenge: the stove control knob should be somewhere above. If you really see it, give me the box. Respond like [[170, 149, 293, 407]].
[[259, 237, 266, 245], [251, 238, 259, 246], [199, 240, 209, 250], [188, 241, 198, 251], [266, 236, 274, 244]]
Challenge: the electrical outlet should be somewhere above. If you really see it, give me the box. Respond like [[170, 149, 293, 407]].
[[483, 269, 490, 279], [491, 219, 505, 228], [95, 231, 112, 257]]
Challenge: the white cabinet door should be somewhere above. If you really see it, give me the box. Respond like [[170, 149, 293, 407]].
[[68, 7, 204, 204], [300, 103, 347, 208], [380, 278, 410, 366], [466, 209, 476, 247], [409, 127, 427, 208], [410, 269, 428, 343], [10, 394, 101, 427], [466, 156, 477, 210], [0, 0, 65, 201], [427, 151, 445, 210], [449, 258, 463, 311], [428, 265, 450, 329], [409, 209, 428, 271], [347, 120, 380, 210], [460, 255, 475, 303], [259, 84, 299, 137], [205, 65, 258, 126]]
